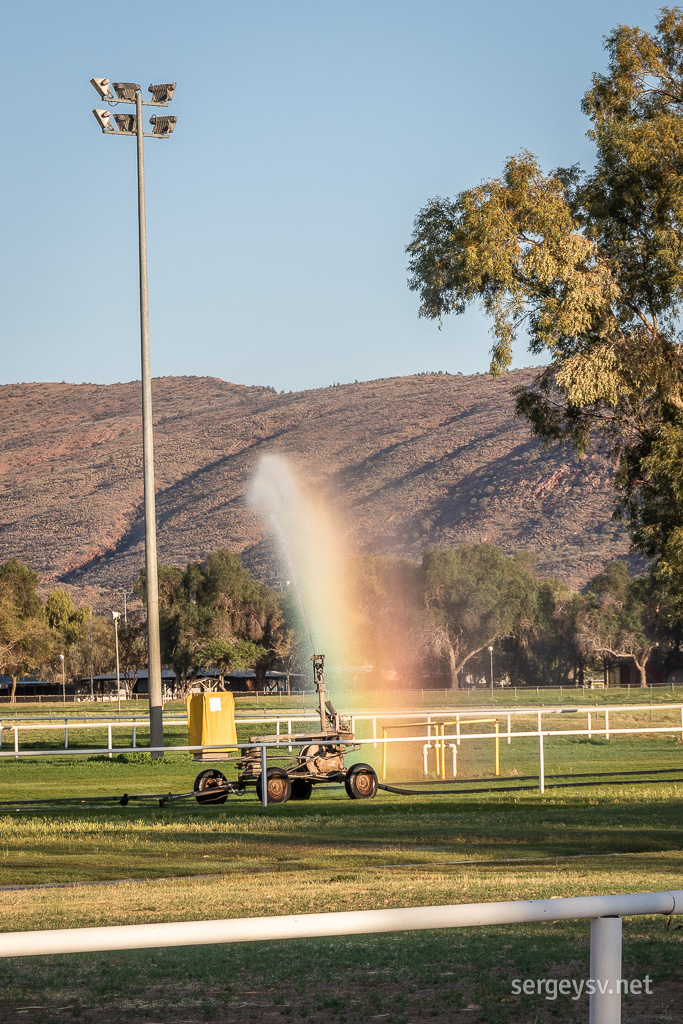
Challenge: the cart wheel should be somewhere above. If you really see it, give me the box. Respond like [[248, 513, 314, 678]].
[[194, 768, 228, 804], [345, 763, 378, 800], [256, 767, 292, 804], [290, 778, 313, 801]]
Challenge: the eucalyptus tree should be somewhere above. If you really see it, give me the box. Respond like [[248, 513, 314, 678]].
[[407, 9, 683, 586], [0, 560, 51, 701], [575, 561, 663, 687], [420, 544, 539, 688]]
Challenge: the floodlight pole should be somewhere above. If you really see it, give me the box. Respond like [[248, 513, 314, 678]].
[[134, 89, 164, 756], [90, 77, 176, 754]]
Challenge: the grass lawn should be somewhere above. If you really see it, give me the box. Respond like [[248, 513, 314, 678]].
[[0, 702, 681, 1022]]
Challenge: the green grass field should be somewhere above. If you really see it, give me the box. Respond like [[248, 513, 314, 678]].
[[0, 698, 681, 1023]]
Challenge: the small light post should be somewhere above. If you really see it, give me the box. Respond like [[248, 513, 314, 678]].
[[59, 653, 65, 703], [488, 645, 494, 695], [121, 590, 134, 626], [89, 608, 94, 701], [112, 612, 121, 715], [90, 78, 178, 756]]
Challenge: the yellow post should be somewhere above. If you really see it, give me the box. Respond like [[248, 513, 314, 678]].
[[441, 723, 446, 779], [494, 721, 500, 776], [382, 727, 387, 780]]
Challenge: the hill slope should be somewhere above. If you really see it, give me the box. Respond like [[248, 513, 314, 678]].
[[0, 371, 633, 600]]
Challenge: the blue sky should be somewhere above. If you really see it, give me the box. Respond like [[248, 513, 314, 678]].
[[0, 1, 662, 392]]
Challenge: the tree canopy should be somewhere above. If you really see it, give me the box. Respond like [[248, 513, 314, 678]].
[[145, 549, 286, 690], [575, 561, 664, 687], [406, 8, 683, 585]]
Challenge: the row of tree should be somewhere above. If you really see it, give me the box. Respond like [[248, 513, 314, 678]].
[[352, 545, 676, 689], [1, 542, 678, 699]]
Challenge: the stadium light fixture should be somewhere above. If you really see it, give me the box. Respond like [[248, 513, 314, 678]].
[[92, 108, 115, 133], [113, 112, 137, 134], [89, 75, 179, 756], [149, 115, 177, 135], [148, 83, 176, 103], [112, 82, 141, 101], [90, 78, 113, 101]]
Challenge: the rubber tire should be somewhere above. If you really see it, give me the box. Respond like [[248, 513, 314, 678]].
[[256, 767, 292, 804], [194, 768, 229, 804], [290, 778, 313, 801], [344, 762, 378, 800]]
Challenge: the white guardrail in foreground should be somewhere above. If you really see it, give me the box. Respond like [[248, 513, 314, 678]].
[[0, 890, 679, 1024]]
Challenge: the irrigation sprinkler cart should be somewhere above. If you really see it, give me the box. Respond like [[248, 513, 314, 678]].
[[191, 655, 378, 804]]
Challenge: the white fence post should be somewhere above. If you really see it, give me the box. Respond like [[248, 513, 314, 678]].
[[538, 732, 545, 794], [107, 723, 112, 759], [13, 726, 18, 760], [589, 916, 622, 1024], [605, 709, 610, 741], [588, 710, 592, 739], [507, 713, 511, 745], [64, 719, 68, 749]]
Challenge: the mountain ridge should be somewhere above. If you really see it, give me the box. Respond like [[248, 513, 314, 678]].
[[0, 370, 634, 606]]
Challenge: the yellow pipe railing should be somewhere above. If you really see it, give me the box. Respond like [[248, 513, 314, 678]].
[[381, 718, 500, 780]]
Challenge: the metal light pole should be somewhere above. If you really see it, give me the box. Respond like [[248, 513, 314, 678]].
[[91, 79, 178, 756], [488, 645, 494, 695], [112, 612, 121, 715], [59, 653, 65, 703]]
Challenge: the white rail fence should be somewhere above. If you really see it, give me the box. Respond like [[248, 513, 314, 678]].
[[0, 890, 679, 1024], [2, 705, 682, 794], [3, 703, 683, 752]]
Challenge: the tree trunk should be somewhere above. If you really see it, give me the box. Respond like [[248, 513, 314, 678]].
[[637, 661, 648, 688], [447, 644, 459, 689], [10, 676, 17, 704]]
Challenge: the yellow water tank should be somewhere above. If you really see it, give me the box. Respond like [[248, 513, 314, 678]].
[[187, 691, 238, 761]]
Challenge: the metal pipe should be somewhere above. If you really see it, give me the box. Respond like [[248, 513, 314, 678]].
[[135, 89, 163, 758], [538, 731, 545, 794], [589, 916, 622, 1024], [260, 745, 268, 807], [0, 890, 677, 958]]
